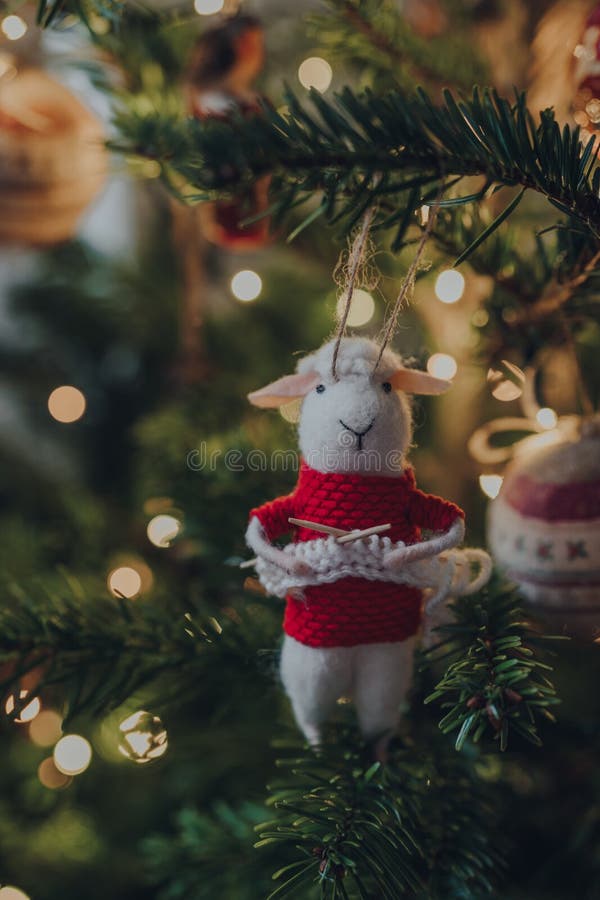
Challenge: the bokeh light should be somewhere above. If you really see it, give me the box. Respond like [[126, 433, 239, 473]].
[[434, 269, 465, 304], [231, 270, 262, 302], [536, 407, 558, 430], [427, 353, 457, 380], [48, 386, 86, 423], [1, 15, 27, 40], [193, 0, 224, 13], [479, 474, 503, 499], [108, 566, 142, 598], [336, 289, 375, 327], [298, 57, 332, 92], [53, 734, 92, 776], [38, 757, 71, 791], [146, 514, 182, 548], [30, 710, 63, 747], [118, 710, 168, 764], [4, 690, 41, 724]]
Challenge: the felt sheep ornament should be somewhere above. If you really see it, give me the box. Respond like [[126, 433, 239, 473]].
[[246, 337, 490, 750]]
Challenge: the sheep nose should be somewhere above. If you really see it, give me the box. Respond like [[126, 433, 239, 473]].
[[339, 418, 375, 450]]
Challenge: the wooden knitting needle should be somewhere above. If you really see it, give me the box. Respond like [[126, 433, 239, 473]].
[[336, 523, 391, 544], [288, 517, 349, 538], [289, 517, 391, 544], [240, 520, 392, 571]]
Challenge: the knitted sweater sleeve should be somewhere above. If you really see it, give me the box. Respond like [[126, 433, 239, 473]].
[[408, 487, 464, 533], [249, 493, 296, 541]]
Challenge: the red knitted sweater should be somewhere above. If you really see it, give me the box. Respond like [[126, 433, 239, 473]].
[[250, 461, 464, 648]]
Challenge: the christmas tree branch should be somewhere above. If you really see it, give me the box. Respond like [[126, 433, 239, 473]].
[[0, 573, 272, 723], [310, 0, 486, 92], [425, 578, 562, 752], [113, 86, 600, 251], [256, 731, 504, 899]]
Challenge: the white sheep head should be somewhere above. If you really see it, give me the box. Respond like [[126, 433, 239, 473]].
[[248, 337, 451, 475]]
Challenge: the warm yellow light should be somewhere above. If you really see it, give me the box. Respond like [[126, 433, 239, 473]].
[[427, 353, 457, 380], [193, 0, 224, 13], [536, 407, 558, 430], [30, 710, 63, 747], [491, 380, 522, 401], [479, 474, 503, 499], [108, 566, 142, 599], [37, 757, 71, 790], [48, 385, 86, 423], [4, 690, 41, 723], [231, 270, 262, 302], [280, 398, 302, 423], [0, 887, 31, 900], [118, 710, 168, 764], [298, 57, 333, 93], [1, 15, 27, 40], [336, 288, 375, 327], [147, 514, 182, 548], [434, 269, 465, 304], [53, 734, 92, 776]]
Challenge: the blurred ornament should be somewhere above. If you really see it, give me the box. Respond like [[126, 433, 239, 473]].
[[403, 0, 447, 38], [572, 3, 600, 142], [186, 15, 271, 249], [0, 68, 107, 246], [528, 2, 593, 130], [488, 416, 600, 637], [118, 710, 168, 764]]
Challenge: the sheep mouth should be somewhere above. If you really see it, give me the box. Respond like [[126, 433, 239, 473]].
[[339, 419, 374, 451]]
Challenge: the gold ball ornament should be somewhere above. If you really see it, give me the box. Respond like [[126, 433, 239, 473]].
[[0, 69, 107, 245], [118, 710, 168, 764], [488, 416, 600, 638]]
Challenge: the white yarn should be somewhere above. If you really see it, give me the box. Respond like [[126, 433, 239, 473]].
[[253, 535, 492, 609]]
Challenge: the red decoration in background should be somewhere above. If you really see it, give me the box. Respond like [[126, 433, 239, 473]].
[[186, 15, 271, 250], [573, 3, 600, 141]]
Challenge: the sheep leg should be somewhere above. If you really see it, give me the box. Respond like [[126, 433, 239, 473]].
[[352, 637, 416, 759], [280, 635, 352, 746]]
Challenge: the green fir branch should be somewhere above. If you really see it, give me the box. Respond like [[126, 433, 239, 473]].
[[425, 577, 562, 752], [113, 86, 600, 250], [309, 0, 487, 92], [0, 572, 273, 723], [256, 731, 506, 899]]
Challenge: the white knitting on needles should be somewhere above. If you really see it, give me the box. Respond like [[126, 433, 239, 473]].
[[246, 515, 491, 614]]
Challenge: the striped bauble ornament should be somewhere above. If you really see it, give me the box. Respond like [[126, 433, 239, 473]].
[[488, 416, 600, 637]]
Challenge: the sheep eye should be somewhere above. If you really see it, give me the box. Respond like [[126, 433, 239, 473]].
[[382, 382, 392, 393], [316, 384, 326, 394]]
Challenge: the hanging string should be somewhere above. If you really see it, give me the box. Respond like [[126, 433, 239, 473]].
[[331, 201, 379, 380], [373, 199, 440, 372]]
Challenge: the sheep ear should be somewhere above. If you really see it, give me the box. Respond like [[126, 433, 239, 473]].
[[247, 372, 320, 408], [389, 367, 451, 395]]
